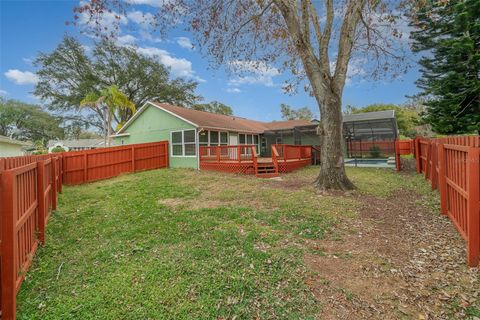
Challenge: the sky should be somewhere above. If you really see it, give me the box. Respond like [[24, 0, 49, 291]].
[[0, 0, 421, 122]]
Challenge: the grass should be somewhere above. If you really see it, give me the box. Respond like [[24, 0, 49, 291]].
[[17, 166, 434, 319]]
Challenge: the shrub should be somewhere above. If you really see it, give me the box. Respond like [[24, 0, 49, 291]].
[[51, 146, 66, 153], [369, 145, 381, 158]]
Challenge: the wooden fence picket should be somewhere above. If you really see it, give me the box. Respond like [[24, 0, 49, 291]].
[[0, 140, 169, 319]]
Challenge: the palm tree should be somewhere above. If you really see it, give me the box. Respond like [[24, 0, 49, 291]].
[[81, 86, 136, 147]]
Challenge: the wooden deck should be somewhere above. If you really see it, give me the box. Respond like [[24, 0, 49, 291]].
[[199, 145, 312, 177]]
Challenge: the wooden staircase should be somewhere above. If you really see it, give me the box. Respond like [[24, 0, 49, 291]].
[[255, 161, 279, 178]]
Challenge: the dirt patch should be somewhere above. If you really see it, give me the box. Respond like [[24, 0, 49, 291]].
[[305, 190, 479, 319], [157, 198, 227, 210], [400, 158, 417, 172]]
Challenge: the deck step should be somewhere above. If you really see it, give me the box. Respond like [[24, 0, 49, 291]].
[[255, 162, 278, 177], [256, 172, 279, 178]]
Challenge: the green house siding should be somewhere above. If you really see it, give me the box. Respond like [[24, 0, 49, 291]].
[[113, 104, 198, 169], [0, 142, 24, 157]]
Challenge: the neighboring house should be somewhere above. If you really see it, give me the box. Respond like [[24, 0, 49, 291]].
[[112, 101, 398, 169], [0, 135, 30, 157], [48, 139, 106, 152]]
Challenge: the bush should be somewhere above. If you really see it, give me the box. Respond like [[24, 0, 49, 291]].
[[369, 145, 381, 158], [51, 146, 66, 153]]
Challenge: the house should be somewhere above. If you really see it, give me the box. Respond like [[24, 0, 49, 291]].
[[0, 135, 30, 157], [112, 101, 317, 169], [48, 139, 106, 152], [112, 101, 399, 169]]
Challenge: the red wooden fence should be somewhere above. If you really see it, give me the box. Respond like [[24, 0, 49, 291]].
[[62, 141, 169, 185], [0, 141, 168, 319], [407, 136, 480, 267]]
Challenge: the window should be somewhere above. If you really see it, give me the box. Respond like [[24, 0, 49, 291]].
[[239, 134, 246, 144], [220, 132, 228, 145], [199, 131, 208, 147], [247, 135, 253, 144], [184, 130, 196, 156], [172, 131, 183, 156], [210, 131, 219, 146], [171, 129, 196, 156]]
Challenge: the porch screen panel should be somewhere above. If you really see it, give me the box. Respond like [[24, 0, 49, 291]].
[[210, 131, 219, 146]]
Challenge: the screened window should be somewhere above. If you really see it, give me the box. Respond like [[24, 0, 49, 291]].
[[171, 130, 196, 156], [220, 132, 228, 145], [199, 131, 208, 146], [210, 131, 219, 146]]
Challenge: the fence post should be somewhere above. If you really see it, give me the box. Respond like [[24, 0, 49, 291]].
[[415, 138, 421, 173], [466, 147, 479, 267], [51, 158, 57, 210], [131, 145, 136, 172], [58, 155, 63, 194], [1, 169, 17, 319], [395, 140, 401, 171], [437, 143, 448, 215], [83, 152, 88, 183], [164, 142, 169, 168], [37, 160, 46, 245], [431, 142, 438, 190]]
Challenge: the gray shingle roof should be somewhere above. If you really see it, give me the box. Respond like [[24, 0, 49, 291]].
[[343, 110, 396, 122]]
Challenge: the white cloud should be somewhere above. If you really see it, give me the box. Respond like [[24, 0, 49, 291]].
[[226, 87, 241, 93], [78, 6, 128, 36], [176, 37, 193, 50], [5, 69, 39, 85], [329, 57, 367, 86], [227, 60, 280, 87], [134, 46, 205, 82], [124, 0, 169, 8], [116, 34, 137, 45], [127, 10, 155, 27], [0, 89, 8, 96]]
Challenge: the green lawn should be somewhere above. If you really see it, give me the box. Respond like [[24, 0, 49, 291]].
[[17, 167, 433, 319]]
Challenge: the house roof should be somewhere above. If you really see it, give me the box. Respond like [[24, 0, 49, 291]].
[[262, 119, 312, 131], [116, 101, 397, 136], [343, 110, 395, 122], [48, 139, 105, 149], [0, 135, 31, 146], [117, 101, 315, 134]]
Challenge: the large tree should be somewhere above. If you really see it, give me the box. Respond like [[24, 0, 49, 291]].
[[0, 98, 64, 143], [81, 85, 136, 146], [35, 36, 200, 131], [409, 0, 480, 134], [76, 1, 408, 190], [191, 101, 233, 115], [280, 103, 314, 120]]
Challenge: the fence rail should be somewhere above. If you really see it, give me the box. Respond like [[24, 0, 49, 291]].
[[0, 140, 169, 318], [406, 136, 480, 267]]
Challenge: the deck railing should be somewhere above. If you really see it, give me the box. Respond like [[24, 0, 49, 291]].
[[199, 145, 258, 174], [272, 144, 312, 173]]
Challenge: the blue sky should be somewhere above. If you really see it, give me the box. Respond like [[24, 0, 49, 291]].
[[0, 0, 420, 122]]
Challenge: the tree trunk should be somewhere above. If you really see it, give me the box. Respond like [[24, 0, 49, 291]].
[[314, 87, 355, 191], [107, 111, 112, 147]]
